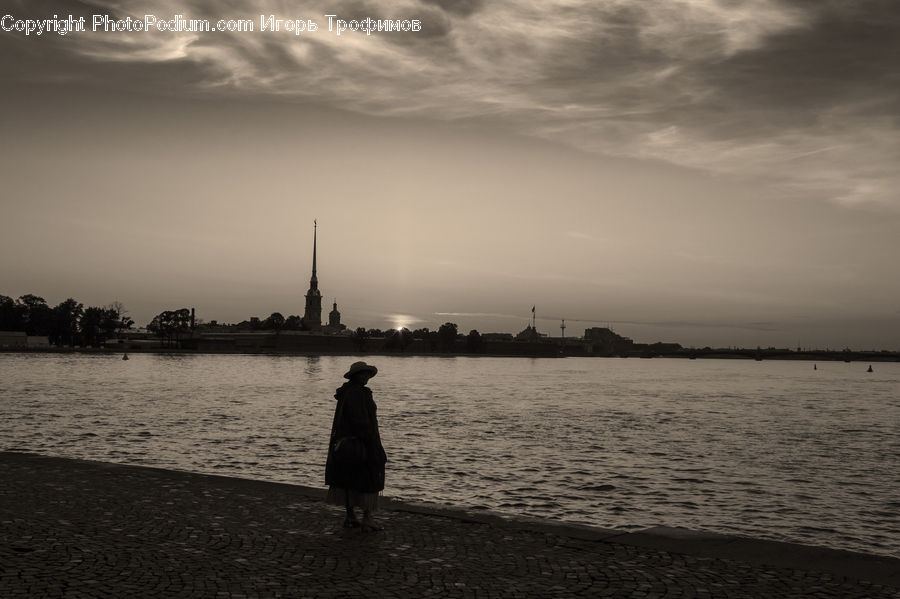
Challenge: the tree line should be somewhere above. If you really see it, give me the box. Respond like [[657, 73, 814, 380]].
[[146, 308, 194, 348], [2, 294, 487, 353], [349, 322, 484, 353], [0, 294, 134, 347], [216, 313, 485, 353]]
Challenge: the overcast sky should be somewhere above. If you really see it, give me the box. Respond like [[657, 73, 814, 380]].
[[1, 0, 898, 349]]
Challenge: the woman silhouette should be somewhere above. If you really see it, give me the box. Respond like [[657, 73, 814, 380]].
[[325, 361, 387, 531]]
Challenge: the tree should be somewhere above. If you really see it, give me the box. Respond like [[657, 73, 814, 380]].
[[383, 328, 413, 352], [437, 322, 458, 352], [398, 327, 413, 352], [80, 306, 107, 347], [107, 300, 125, 322], [170, 308, 192, 345], [147, 308, 192, 347], [424, 330, 439, 352], [383, 330, 399, 351], [284, 315, 302, 330], [263, 312, 285, 331], [0, 295, 24, 331], [18, 294, 53, 335], [465, 329, 483, 353], [100, 308, 121, 340], [147, 313, 168, 345], [119, 315, 135, 333], [50, 298, 84, 346], [105, 301, 134, 335], [351, 327, 369, 352]]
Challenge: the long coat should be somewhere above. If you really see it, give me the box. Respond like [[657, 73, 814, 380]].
[[325, 381, 386, 493]]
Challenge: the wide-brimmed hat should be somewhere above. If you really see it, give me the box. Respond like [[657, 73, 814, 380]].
[[344, 361, 378, 379]]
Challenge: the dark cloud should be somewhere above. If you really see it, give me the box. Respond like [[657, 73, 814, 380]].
[[525, 7, 667, 99], [697, 1, 900, 126], [403, 6, 452, 40], [0, 32, 208, 99], [371, 5, 453, 55], [534, 0, 899, 125], [2, 0, 898, 207], [419, 0, 484, 18]]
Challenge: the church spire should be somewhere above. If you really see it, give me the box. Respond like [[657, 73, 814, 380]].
[[302, 220, 323, 330], [310, 219, 318, 290]]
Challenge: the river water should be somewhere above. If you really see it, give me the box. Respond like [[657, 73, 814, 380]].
[[1, 352, 898, 558]]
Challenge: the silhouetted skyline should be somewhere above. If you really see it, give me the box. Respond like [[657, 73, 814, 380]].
[[1, 1, 898, 350]]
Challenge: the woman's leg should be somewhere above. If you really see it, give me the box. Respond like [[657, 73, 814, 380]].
[[361, 509, 382, 532], [343, 489, 359, 527]]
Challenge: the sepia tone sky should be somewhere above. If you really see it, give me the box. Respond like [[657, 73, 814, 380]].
[[1, 0, 898, 349]]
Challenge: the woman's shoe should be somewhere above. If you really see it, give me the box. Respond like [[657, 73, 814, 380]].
[[360, 518, 383, 532]]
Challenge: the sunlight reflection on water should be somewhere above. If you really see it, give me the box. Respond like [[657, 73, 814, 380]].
[[2, 352, 898, 557]]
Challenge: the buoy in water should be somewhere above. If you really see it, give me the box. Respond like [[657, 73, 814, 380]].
[[814, 364, 817, 370], [122, 353, 129, 361], [867, 365, 873, 373]]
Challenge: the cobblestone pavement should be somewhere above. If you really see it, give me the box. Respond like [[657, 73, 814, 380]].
[[1, 453, 898, 598]]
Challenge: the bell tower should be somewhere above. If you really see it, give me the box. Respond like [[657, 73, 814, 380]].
[[329, 299, 341, 327], [302, 220, 322, 330]]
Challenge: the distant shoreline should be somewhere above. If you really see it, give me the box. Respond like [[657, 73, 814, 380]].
[[2, 346, 898, 362]]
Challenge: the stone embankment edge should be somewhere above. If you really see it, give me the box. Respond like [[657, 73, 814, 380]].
[[5, 451, 899, 589], [382, 498, 900, 589]]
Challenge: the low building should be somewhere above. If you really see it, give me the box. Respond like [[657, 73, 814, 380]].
[[583, 327, 633, 355], [515, 326, 547, 342], [27, 336, 50, 348], [0, 331, 27, 348]]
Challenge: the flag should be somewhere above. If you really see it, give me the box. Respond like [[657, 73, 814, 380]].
[[531, 306, 535, 313]]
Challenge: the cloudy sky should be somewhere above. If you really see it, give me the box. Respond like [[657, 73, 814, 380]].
[[1, 0, 898, 349]]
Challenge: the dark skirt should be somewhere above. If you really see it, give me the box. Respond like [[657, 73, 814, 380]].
[[325, 443, 385, 494]]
